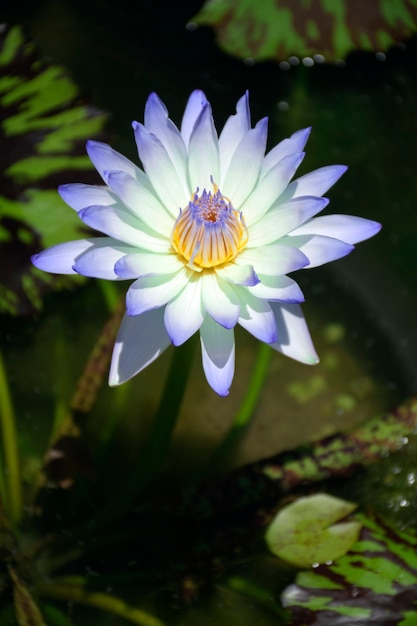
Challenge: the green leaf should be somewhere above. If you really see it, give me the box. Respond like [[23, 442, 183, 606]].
[[265, 494, 361, 567], [192, 0, 417, 62], [0, 25, 108, 316], [282, 515, 417, 624]]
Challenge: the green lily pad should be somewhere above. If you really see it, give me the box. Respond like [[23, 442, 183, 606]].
[[0, 25, 108, 316], [192, 0, 417, 63], [282, 515, 417, 624], [265, 494, 361, 567]]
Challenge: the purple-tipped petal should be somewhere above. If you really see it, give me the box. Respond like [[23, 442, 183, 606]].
[[249, 275, 305, 303], [218, 91, 251, 175], [222, 117, 268, 206], [32, 239, 99, 274], [285, 234, 354, 268], [86, 140, 141, 183], [144, 93, 187, 175], [109, 309, 171, 385], [114, 252, 183, 279], [200, 316, 235, 397], [126, 270, 188, 316], [216, 263, 259, 287], [237, 244, 309, 276], [290, 214, 382, 244], [282, 164, 348, 201], [58, 183, 116, 212], [238, 292, 277, 343], [164, 278, 204, 345], [187, 102, 220, 191], [260, 127, 311, 178], [180, 90, 208, 147], [201, 273, 241, 329], [270, 302, 319, 364], [73, 241, 133, 279]]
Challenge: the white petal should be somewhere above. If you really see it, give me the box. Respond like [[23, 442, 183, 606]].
[[106, 170, 173, 234], [144, 93, 187, 174], [241, 153, 305, 226], [74, 241, 134, 279], [283, 234, 354, 268], [237, 244, 309, 276], [126, 269, 189, 316], [260, 127, 311, 178], [248, 275, 304, 303], [200, 316, 235, 396], [132, 122, 188, 214], [247, 196, 329, 247], [187, 103, 220, 191], [218, 92, 250, 176], [32, 238, 107, 274], [180, 90, 208, 147], [221, 117, 268, 206], [86, 140, 141, 182], [281, 165, 348, 201], [270, 302, 319, 364], [290, 214, 382, 244], [115, 252, 183, 279], [216, 263, 259, 286], [237, 290, 277, 343], [201, 272, 240, 328], [79, 205, 168, 251], [58, 183, 116, 212], [164, 277, 203, 345], [109, 309, 171, 385]]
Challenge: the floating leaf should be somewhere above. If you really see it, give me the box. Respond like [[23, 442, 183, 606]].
[[0, 25, 108, 315], [265, 494, 361, 567], [192, 0, 417, 63], [282, 515, 417, 624]]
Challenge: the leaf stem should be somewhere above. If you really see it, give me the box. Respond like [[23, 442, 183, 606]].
[[0, 349, 22, 525]]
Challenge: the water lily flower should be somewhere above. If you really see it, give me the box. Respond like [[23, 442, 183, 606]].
[[32, 91, 381, 396]]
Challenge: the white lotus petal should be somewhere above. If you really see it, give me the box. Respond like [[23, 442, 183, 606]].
[[126, 269, 188, 316], [74, 241, 134, 279], [201, 273, 240, 328], [281, 165, 348, 201], [218, 91, 250, 175], [164, 277, 203, 345], [222, 117, 268, 206], [181, 90, 208, 147], [188, 103, 220, 191], [270, 303, 319, 364], [284, 234, 354, 268], [31, 238, 103, 274], [109, 309, 171, 385], [133, 122, 188, 213], [242, 153, 305, 226], [106, 170, 173, 234], [58, 183, 116, 212], [216, 263, 259, 286], [200, 316, 235, 396], [237, 244, 309, 276], [79, 204, 168, 252], [115, 252, 183, 279], [249, 275, 304, 303], [144, 93, 187, 175], [247, 196, 329, 247], [237, 290, 277, 343], [260, 127, 311, 178], [290, 214, 382, 244], [86, 140, 141, 182]]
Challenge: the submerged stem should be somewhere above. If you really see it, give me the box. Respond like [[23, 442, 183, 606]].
[[36, 578, 166, 626], [0, 350, 22, 525], [199, 342, 272, 479]]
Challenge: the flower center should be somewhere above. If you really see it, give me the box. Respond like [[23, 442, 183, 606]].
[[171, 182, 248, 271]]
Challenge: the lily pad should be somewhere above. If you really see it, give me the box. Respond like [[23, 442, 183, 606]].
[[192, 0, 417, 63], [282, 515, 417, 624], [265, 494, 361, 567], [0, 25, 107, 315]]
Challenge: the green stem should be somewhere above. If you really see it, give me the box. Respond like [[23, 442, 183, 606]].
[[0, 349, 22, 525], [36, 578, 166, 626], [199, 342, 272, 479]]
